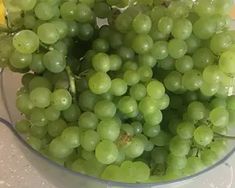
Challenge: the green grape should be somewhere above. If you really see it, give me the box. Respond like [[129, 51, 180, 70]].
[[182, 69, 203, 91], [164, 71, 182, 92], [101, 164, 122, 181], [194, 125, 213, 146], [61, 127, 80, 148], [29, 76, 52, 91], [201, 149, 218, 166], [177, 121, 195, 139], [94, 100, 116, 118], [175, 55, 193, 73], [16, 94, 34, 114], [30, 108, 48, 127], [94, 2, 111, 18], [184, 157, 204, 175], [110, 78, 127, 96], [30, 125, 47, 139], [129, 83, 146, 101], [200, 82, 219, 97], [27, 136, 42, 151], [132, 34, 153, 55], [150, 41, 168, 60], [137, 65, 153, 82], [60, 2, 77, 20], [139, 96, 157, 115], [210, 140, 227, 156], [108, 30, 123, 49], [167, 154, 187, 170], [13, 0, 37, 11], [89, 72, 111, 94], [29, 87, 51, 108], [210, 32, 232, 55], [51, 19, 68, 39], [23, 14, 36, 29], [123, 61, 138, 71], [150, 130, 171, 146], [30, 54, 45, 74], [53, 41, 68, 56], [214, 0, 233, 15], [202, 65, 222, 84], [143, 124, 161, 138], [109, 55, 122, 71], [117, 46, 135, 60], [81, 149, 95, 161], [79, 112, 98, 129], [193, 48, 215, 69], [121, 123, 134, 136], [168, 1, 189, 18], [44, 106, 60, 121], [15, 119, 30, 133], [138, 54, 157, 68], [51, 89, 72, 111], [209, 107, 229, 127], [187, 101, 206, 121], [219, 50, 235, 74], [76, 3, 93, 23], [97, 119, 120, 141], [227, 96, 235, 110], [115, 13, 132, 33], [78, 23, 94, 40], [92, 53, 110, 72], [172, 18, 192, 40], [193, 18, 216, 40], [92, 38, 109, 52], [49, 137, 73, 158], [158, 16, 173, 35], [119, 161, 136, 183], [151, 147, 168, 164], [9, 50, 32, 69], [37, 23, 60, 44], [62, 104, 81, 122], [81, 130, 100, 151], [47, 119, 67, 137], [125, 137, 144, 158], [132, 13, 152, 34], [158, 56, 174, 70], [194, 0, 215, 16], [43, 50, 66, 73], [13, 30, 39, 54], [168, 39, 187, 59], [169, 136, 191, 157], [144, 109, 162, 126], [123, 70, 140, 86], [132, 122, 143, 134], [95, 140, 118, 164], [118, 96, 137, 114], [78, 90, 98, 111], [71, 158, 87, 173], [146, 80, 165, 99], [67, 21, 79, 37], [34, 2, 58, 20], [185, 34, 201, 54], [133, 161, 150, 182]]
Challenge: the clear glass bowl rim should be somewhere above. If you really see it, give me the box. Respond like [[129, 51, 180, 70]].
[[0, 69, 235, 187]]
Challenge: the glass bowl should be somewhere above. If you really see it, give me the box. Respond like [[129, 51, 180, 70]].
[[0, 68, 235, 188]]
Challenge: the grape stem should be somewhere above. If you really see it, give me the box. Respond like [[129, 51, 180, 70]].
[[215, 133, 235, 140], [65, 66, 77, 103]]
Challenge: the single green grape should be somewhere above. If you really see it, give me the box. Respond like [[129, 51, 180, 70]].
[[187, 101, 207, 121], [44, 106, 60, 121], [97, 119, 120, 141], [92, 53, 110, 72], [47, 118, 67, 137], [49, 137, 73, 158], [51, 89, 72, 111], [80, 130, 100, 151], [132, 13, 152, 34], [88, 72, 111, 94], [118, 96, 137, 114], [37, 23, 60, 44], [125, 137, 144, 158], [209, 107, 229, 127], [30, 108, 48, 127], [61, 126, 80, 148], [172, 18, 192, 40], [110, 78, 127, 96], [62, 104, 81, 122], [168, 39, 187, 59], [150, 41, 168, 60], [9, 50, 32, 69]]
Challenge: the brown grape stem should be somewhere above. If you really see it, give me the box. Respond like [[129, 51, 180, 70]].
[[65, 66, 77, 103]]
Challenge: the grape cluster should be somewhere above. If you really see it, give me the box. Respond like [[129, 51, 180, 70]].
[[1, 0, 235, 184]]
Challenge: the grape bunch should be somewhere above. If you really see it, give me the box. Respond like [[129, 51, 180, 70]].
[[1, 0, 235, 183]]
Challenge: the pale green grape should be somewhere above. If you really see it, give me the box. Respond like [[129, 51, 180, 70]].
[[164, 71, 182, 92], [177, 121, 195, 139], [137, 65, 153, 82], [110, 78, 127, 96], [132, 34, 153, 55], [144, 110, 162, 126], [169, 136, 190, 156], [172, 18, 192, 40], [97, 119, 120, 141], [193, 18, 216, 40], [182, 69, 203, 91], [88, 72, 111, 94], [47, 118, 67, 137], [193, 48, 215, 69], [133, 161, 150, 182], [60, 2, 77, 20], [30, 108, 48, 127], [210, 32, 232, 55], [158, 16, 173, 35], [37, 23, 60, 44], [194, 125, 213, 146], [44, 106, 60, 121], [30, 125, 47, 139], [139, 97, 157, 115], [94, 100, 116, 118], [13, 30, 39, 54], [168, 39, 187, 59], [95, 140, 118, 164], [76, 3, 94, 23], [194, 0, 216, 16], [49, 137, 73, 158], [175, 55, 193, 73], [125, 137, 144, 158], [34, 2, 58, 20], [51, 19, 69, 39], [150, 130, 171, 146], [92, 53, 110, 72], [129, 83, 146, 101], [16, 94, 34, 114], [78, 90, 98, 111], [143, 123, 161, 138], [209, 107, 229, 127], [51, 89, 72, 111], [200, 82, 219, 97], [167, 154, 187, 170], [29, 87, 51, 108], [201, 149, 218, 166], [109, 55, 122, 71], [185, 34, 201, 54], [118, 96, 137, 114], [79, 111, 98, 129], [13, 0, 37, 11], [30, 54, 45, 74], [123, 70, 140, 86], [219, 50, 235, 74], [9, 50, 32, 69], [150, 41, 168, 60], [187, 101, 207, 121], [147, 80, 165, 99], [80, 130, 100, 151], [29, 76, 52, 91], [202, 65, 222, 84], [61, 127, 80, 148], [132, 13, 152, 34], [62, 104, 81, 122], [27, 136, 42, 151]]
